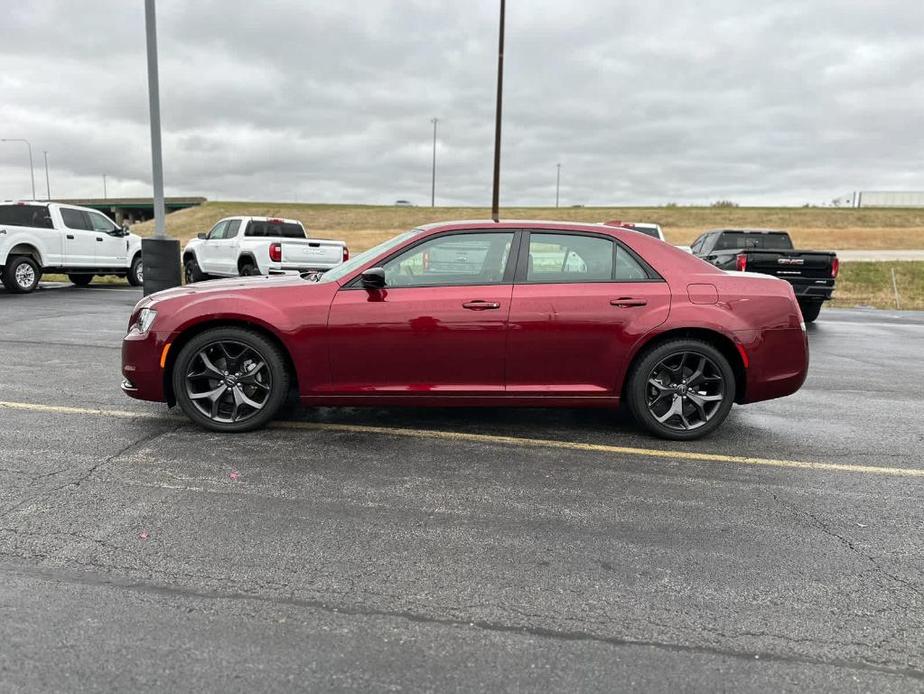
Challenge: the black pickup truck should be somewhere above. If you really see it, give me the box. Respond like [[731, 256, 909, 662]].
[[690, 229, 838, 322]]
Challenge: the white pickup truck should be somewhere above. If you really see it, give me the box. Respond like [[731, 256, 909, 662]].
[[181, 216, 348, 283], [0, 201, 143, 294]]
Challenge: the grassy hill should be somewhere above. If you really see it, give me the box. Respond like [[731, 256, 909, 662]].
[[132, 202, 924, 253]]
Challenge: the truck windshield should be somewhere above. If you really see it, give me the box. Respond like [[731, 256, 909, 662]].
[[716, 232, 793, 250], [245, 221, 305, 238], [315, 229, 421, 284]]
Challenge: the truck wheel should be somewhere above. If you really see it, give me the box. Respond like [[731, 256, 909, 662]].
[[2, 256, 42, 294], [172, 327, 290, 432], [68, 274, 93, 287], [798, 300, 823, 323], [184, 257, 207, 284], [239, 260, 259, 276], [127, 255, 143, 286], [626, 339, 735, 441]]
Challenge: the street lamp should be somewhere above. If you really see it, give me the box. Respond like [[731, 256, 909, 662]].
[[1, 138, 36, 200], [43, 151, 50, 200], [141, 0, 181, 295], [490, 0, 506, 222], [555, 163, 561, 208], [430, 117, 438, 207]]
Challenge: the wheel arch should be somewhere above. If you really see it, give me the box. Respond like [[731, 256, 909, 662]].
[[162, 318, 299, 407], [7, 243, 44, 267], [622, 327, 747, 403], [237, 253, 259, 273]]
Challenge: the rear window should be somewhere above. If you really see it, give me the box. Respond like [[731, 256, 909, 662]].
[[626, 225, 661, 239], [244, 220, 305, 238], [0, 204, 53, 228], [715, 232, 793, 250]]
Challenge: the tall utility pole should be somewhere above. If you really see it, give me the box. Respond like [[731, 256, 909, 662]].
[[43, 151, 51, 200], [555, 163, 561, 208], [1, 138, 36, 200], [490, 0, 506, 222], [142, 0, 181, 294], [103, 174, 108, 199], [430, 117, 438, 207]]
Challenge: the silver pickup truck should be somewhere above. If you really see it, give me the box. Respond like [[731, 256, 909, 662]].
[[181, 216, 348, 282]]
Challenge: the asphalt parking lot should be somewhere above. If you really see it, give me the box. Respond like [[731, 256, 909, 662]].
[[1, 283, 922, 692]]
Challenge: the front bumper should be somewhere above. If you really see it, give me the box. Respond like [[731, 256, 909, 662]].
[[121, 328, 168, 402]]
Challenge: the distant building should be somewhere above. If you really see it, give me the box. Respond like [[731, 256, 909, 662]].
[[833, 191, 924, 208]]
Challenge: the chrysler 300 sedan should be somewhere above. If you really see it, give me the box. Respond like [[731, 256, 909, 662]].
[[122, 220, 808, 440]]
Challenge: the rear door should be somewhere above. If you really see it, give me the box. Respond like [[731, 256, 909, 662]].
[[506, 230, 671, 396], [59, 207, 97, 267], [218, 219, 242, 274], [0, 204, 62, 266]]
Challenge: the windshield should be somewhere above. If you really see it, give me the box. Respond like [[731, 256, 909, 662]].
[[315, 229, 421, 283]]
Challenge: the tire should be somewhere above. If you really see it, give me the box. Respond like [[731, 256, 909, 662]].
[[626, 339, 736, 441], [68, 274, 93, 287], [172, 327, 290, 432], [1, 256, 42, 294], [184, 256, 207, 284], [127, 255, 143, 287], [798, 300, 823, 323], [239, 260, 259, 276]]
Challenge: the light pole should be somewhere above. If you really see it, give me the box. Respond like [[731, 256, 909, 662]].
[[555, 163, 561, 208], [1, 138, 36, 200], [103, 174, 108, 199], [43, 151, 51, 200], [430, 117, 438, 208], [490, 0, 505, 222], [141, 0, 181, 294]]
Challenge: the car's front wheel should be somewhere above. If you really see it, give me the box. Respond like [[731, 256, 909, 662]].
[[184, 257, 207, 284], [2, 256, 41, 294], [172, 327, 290, 432], [127, 255, 143, 286], [626, 339, 735, 440]]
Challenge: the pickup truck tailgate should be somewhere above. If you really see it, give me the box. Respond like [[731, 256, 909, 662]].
[[743, 250, 834, 279], [281, 240, 342, 265]]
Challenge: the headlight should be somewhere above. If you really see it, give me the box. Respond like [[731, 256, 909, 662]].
[[137, 307, 158, 333]]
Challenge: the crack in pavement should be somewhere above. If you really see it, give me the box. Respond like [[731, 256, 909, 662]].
[[768, 491, 924, 605], [1, 559, 921, 682]]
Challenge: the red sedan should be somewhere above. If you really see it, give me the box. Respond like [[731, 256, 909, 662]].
[[122, 220, 808, 440]]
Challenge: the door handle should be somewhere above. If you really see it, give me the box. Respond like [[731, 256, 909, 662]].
[[66, 234, 74, 239], [610, 297, 648, 308], [96, 237, 104, 242], [462, 300, 501, 310]]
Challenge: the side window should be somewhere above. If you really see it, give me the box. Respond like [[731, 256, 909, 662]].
[[88, 211, 118, 233], [526, 233, 614, 282], [690, 235, 705, 254], [61, 208, 92, 231], [613, 245, 650, 281], [0, 205, 52, 228], [382, 232, 514, 287], [207, 221, 228, 240], [224, 220, 242, 238]]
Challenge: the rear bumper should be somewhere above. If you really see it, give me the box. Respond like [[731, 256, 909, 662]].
[[738, 326, 809, 404], [267, 262, 341, 273], [787, 278, 835, 301], [121, 328, 167, 402]]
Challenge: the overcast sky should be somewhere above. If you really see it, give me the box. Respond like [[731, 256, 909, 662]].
[[1, 0, 922, 207]]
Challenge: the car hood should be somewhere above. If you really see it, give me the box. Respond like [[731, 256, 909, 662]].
[[141, 274, 310, 306]]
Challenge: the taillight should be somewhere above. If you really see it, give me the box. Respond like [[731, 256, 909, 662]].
[[831, 256, 839, 278], [342, 246, 349, 262], [269, 242, 282, 263], [735, 253, 747, 272]]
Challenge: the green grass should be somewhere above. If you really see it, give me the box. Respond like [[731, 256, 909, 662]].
[[831, 261, 924, 310]]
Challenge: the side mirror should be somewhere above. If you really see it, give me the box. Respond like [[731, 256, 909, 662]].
[[197, 232, 208, 240], [360, 267, 386, 289], [121, 224, 130, 234]]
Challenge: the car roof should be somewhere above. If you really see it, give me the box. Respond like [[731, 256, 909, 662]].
[[221, 216, 303, 225], [416, 219, 631, 235]]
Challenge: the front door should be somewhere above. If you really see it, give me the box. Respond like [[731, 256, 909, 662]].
[[197, 220, 228, 274], [506, 230, 671, 395], [326, 230, 517, 394]]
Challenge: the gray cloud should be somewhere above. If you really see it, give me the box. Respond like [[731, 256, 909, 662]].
[[1, 0, 923, 206]]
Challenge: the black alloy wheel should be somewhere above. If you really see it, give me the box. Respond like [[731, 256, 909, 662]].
[[173, 327, 290, 432]]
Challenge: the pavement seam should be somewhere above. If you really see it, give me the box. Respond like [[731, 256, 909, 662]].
[[1, 559, 921, 682]]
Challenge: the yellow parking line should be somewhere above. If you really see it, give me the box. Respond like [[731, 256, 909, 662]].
[[1, 399, 922, 478]]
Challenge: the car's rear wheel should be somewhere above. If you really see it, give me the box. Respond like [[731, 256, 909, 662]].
[[127, 255, 143, 286], [2, 256, 41, 294], [239, 260, 259, 276], [68, 274, 93, 287], [626, 339, 735, 440], [184, 257, 207, 284], [798, 300, 823, 323], [172, 327, 290, 432]]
